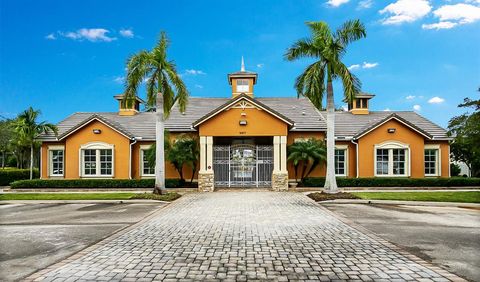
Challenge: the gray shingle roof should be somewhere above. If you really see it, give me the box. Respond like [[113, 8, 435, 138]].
[[40, 97, 449, 141], [320, 111, 449, 139]]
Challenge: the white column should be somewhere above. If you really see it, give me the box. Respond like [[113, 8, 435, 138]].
[[206, 136, 213, 172], [280, 136, 287, 173], [199, 136, 206, 172], [273, 136, 280, 172]]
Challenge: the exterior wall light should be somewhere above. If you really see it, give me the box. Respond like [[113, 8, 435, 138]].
[[93, 129, 102, 134], [387, 128, 396, 133], [239, 120, 247, 126], [241, 112, 247, 116]]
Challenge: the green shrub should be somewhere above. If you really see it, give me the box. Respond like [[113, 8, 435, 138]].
[[10, 178, 198, 189], [302, 177, 480, 187], [0, 169, 39, 185], [130, 192, 182, 201]]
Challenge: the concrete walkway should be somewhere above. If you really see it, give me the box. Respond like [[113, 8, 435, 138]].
[[27, 192, 464, 281]]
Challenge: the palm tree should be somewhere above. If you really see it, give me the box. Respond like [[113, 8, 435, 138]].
[[124, 32, 189, 194], [285, 20, 366, 193], [14, 107, 57, 179], [287, 139, 326, 184]]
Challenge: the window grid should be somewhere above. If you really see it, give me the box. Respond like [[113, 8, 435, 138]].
[[83, 149, 97, 175], [334, 149, 346, 175], [50, 150, 64, 175], [142, 149, 155, 175], [392, 149, 405, 175], [376, 149, 389, 175], [100, 149, 112, 175], [425, 149, 437, 175]]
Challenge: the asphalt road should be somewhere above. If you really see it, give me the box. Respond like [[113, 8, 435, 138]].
[[323, 203, 480, 282], [0, 202, 164, 281]]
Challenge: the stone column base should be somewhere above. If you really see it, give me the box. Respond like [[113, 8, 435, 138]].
[[198, 171, 214, 192], [272, 171, 288, 191]]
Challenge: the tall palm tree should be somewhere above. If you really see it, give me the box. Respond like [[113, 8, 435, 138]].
[[14, 107, 57, 179], [124, 32, 189, 194], [285, 20, 366, 193]]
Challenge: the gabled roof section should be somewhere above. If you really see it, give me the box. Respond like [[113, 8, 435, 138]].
[[192, 94, 294, 128], [57, 114, 134, 141], [354, 113, 433, 139]]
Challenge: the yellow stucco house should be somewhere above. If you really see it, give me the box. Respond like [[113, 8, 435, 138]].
[[39, 64, 452, 191]]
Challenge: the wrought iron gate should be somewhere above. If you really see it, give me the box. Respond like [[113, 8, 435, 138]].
[[213, 144, 273, 187]]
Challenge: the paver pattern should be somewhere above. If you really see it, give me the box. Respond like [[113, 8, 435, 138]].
[[34, 192, 461, 281]]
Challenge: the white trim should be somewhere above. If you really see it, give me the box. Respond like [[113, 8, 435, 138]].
[[58, 117, 131, 141], [424, 145, 441, 177], [356, 116, 431, 140], [79, 142, 115, 178], [334, 145, 348, 177], [193, 96, 294, 127], [140, 145, 155, 178], [47, 145, 65, 178], [374, 141, 410, 177]]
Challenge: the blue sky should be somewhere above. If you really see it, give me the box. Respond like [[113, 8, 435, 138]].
[[1, 0, 479, 128]]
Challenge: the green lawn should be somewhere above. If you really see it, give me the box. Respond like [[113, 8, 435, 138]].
[[0, 192, 181, 201], [352, 191, 480, 203]]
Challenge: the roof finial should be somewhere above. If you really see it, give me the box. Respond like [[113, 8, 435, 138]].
[[241, 56, 245, 72]]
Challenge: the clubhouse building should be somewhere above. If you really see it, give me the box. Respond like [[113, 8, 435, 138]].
[[39, 63, 452, 191]]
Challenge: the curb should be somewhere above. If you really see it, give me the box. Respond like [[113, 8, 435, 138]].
[[316, 199, 480, 208], [22, 197, 181, 281], [309, 197, 468, 281], [0, 199, 170, 204]]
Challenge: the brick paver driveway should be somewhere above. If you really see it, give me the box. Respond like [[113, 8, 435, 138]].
[[30, 192, 462, 281]]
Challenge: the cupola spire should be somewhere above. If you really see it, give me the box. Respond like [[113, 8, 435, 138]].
[[241, 56, 245, 72]]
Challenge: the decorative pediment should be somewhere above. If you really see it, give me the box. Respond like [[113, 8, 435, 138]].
[[231, 100, 258, 110]]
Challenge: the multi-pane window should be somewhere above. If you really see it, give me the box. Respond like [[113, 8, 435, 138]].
[[376, 148, 408, 176], [100, 149, 112, 175], [83, 149, 97, 175], [335, 149, 346, 176], [141, 149, 155, 176], [425, 149, 438, 176], [50, 150, 64, 176], [392, 149, 405, 175], [236, 79, 249, 92], [82, 148, 113, 176], [376, 149, 389, 175]]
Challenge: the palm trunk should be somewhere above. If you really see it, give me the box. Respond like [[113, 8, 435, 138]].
[[29, 144, 34, 180], [154, 93, 166, 195], [324, 77, 338, 193]]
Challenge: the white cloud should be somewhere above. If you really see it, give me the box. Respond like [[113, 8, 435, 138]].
[[257, 63, 264, 68], [379, 0, 431, 25], [413, 104, 422, 111], [362, 62, 379, 69], [119, 28, 134, 38], [195, 84, 203, 89], [45, 33, 56, 40], [348, 64, 360, 70], [327, 0, 350, 7], [185, 69, 206, 75], [383, 108, 391, 111], [113, 76, 124, 84], [349, 62, 379, 70], [358, 0, 373, 9], [422, 3, 480, 29], [428, 96, 445, 104], [62, 28, 116, 42], [406, 95, 415, 100]]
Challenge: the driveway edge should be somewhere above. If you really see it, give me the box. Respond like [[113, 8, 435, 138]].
[[310, 197, 468, 281], [23, 199, 178, 281], [317, 199, 480, 208]]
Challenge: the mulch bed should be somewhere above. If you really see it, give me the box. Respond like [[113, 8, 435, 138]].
[[307, 192, 360, 202]]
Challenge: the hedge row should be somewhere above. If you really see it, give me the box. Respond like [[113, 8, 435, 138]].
[[0, 169, 39, 186], [10, 178, 198, 189], [302, 177, 480, 187]]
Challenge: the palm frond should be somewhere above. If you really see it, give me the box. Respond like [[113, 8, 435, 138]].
[[284, 38, 320, 61], [294, 61, 326, 110], [335, 19, 366, 47], [334, 61, 362, 103], [125, 50, 153, 107]]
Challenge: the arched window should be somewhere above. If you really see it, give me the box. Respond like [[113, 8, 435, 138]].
[[374, 141, 410, 177], [79, 142, 114, 177]]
